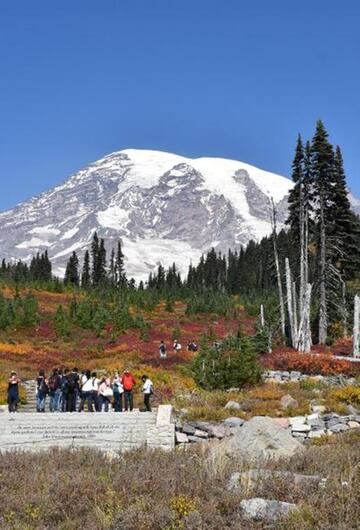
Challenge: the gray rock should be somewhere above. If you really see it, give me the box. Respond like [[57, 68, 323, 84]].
[[291, 424, 311, 433], [188, 421, 211, 431], [308, 430, 326, 438], [206, 424, 229, 439], [210, 416, 304, 463], [240, 497, 298, 522], [175, 431, 189, 443], [281, 394, 299, 410], [289, 371, 302, 380], [224, 400, 241, 410], [194, 429, 208, 439], [182, 424, 196, 435], [307, 418, 326, 431], [326, 417, 348, 429], [223, 417, 245, 428], [188, 435, 209, 443], [292, 432, 307, 439], [329, 423, 349, 434]]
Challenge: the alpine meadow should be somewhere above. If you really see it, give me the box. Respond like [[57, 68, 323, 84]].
[[1, 2, 360, 529]]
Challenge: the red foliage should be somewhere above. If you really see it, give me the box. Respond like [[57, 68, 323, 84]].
[[262, 349, 360, 377]]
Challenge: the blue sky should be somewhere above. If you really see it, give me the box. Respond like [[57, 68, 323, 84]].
[[1, 0, 360, 210]]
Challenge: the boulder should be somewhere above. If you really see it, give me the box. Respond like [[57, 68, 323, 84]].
[[240, 497, 298, 522], [281, 394, 299, 410], [206, 424, 229, 439], [224, 400, 241, 410], [209, 416, 304, 463], [223, 417, 245, 428], [270, 417, 290, 429]]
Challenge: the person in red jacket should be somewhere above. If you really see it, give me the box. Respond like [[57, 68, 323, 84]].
[[121, 369, 136, 411]]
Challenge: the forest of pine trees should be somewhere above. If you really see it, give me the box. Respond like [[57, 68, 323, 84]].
[[0, 121, 359, 345]]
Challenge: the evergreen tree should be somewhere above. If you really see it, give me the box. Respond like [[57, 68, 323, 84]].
[[330, 146, 360, 278], [311, 120, 336, 344], [64, 251, 79, 286], [115, 240, 127, 288], [81, 250, 91, 288], [91, 232, 100, 286]]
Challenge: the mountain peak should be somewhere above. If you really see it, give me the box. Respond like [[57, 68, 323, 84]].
[[0, 148, 296, 279]]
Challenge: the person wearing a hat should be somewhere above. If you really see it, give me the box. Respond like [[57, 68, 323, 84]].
[[7, 371, 21, 412], [121, 369, 136, 411]]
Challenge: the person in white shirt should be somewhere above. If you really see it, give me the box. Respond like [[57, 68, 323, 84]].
[[173, 340, 182, 352], [141, 374, 153, 412]]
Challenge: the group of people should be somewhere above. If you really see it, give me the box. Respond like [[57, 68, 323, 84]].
[[7, 368, 154, 413], [36, 368, 153, 413], [158, 339, 198, 359]]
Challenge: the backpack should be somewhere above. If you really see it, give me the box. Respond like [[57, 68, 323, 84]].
[[160, 344, 166, 354], [37, 377, 48, 395], [61, 376, 69, 393], [67, 373, 78, 392], [48, 375, 59, 392]]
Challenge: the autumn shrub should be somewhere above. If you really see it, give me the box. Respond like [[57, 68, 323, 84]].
[[329, 385, 360, 405], [262, 351, 360, 376]]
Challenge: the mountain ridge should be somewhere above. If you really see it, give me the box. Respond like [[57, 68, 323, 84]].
[[0, 148, 358, 280]]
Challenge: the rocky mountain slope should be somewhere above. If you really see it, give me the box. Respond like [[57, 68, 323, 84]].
[[0, 149, 358, 280]]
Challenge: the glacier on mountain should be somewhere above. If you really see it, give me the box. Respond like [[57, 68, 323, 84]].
[[0, 148, 314, 280]]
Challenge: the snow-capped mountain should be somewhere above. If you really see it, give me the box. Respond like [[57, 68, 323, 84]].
[[0, 148, 304, 280]]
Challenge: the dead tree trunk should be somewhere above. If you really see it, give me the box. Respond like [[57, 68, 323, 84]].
[[318, 198, 328, 345], [297, 283, 312, 353], [260, 304, 265, 329], [353, 295, 360, 358], [285, 258, 295, 348], [270, 198, 286, 340], [292, 280, 298, 347]]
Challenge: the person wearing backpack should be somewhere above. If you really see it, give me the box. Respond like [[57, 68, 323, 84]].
[[159, 341, 167, 359], [65, 367, 79, 412], [36, 369, 48, 412], [48, 368, 61, 412], [121, 369, 136, 411], [141, 374, 153, 412], [89, 372, 100, 412], [59, 368, 69, 412], [112, 371, 124, 412]]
